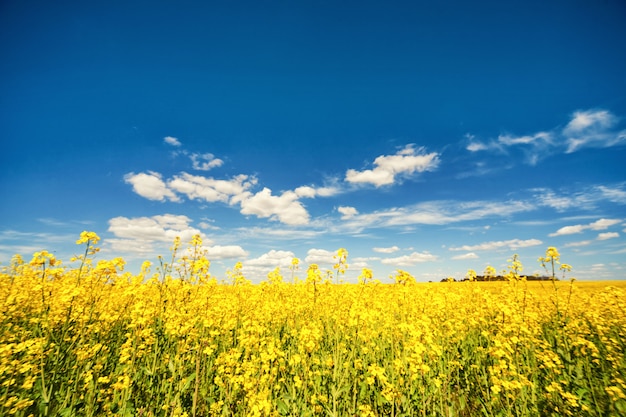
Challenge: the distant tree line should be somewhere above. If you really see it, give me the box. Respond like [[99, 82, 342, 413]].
[[442, 275, 557, 283]]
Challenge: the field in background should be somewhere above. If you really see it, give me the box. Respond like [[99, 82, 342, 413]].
[[1, 233, 625, 416]]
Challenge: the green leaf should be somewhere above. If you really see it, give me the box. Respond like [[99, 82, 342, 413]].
[[183, 372, 197, 391]]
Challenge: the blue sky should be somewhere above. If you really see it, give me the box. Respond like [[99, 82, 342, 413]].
[[1, 0, 625, 282]]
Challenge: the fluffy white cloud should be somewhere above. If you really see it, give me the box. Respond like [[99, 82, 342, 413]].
[[124, 172, 180, 202], [373, 246, 399, 254], [549, 218, 622, 236], [106, 238, 156, 257], [108, 214, 205, 243], [305, 248, 335, 265], [245, 250, 295, 268], [294, 185, 340, 198], [589, 218, 622, 230], [239, 188, 310, 225], [564, 109, 626, 153], [190, 153, 224, 171], [338, 206, 358, 219], [597, 232, 619, 240], [381, 251, 437, 266], [164, 136, 181, 146], [205, 245, 248, 259], [345, 145, 439, 187], [549, 225, 586, 236], [168, 173, 254, 204], [449, 239, 542, 252]]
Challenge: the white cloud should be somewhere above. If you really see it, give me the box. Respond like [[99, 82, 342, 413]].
[[498, 131, 552, 146], [345, 145, 439, 187], [496, 132, 552, 165], [381, 251, 437, 266], [336, 199, 535, 234], [305, 248, 335, 265], [245, 250, 295, 268], [168, 173, 254, 204], [466, 142, 489, 152], [549, 225, 586, 236], [563, 109, 625, 153], [205, 245, 248, 260], [315, 186, 340, 197], [294, 185, 340, 198], [384, 200, 533, 226], [108, 214, 206, 244], [452, 252, 479, 260], [534, 189, 585, 211], [449, 238, 543, 252], [198, 220, 220, 230], [597, 232, 619, 241], [164, 136, 182, 147], [190, 153, 224, 171], [549, 218, 622, 236], [124, 172, 180, 202], [373, 246, 399, 254], [106, 238, 156, 257], [338, 206, 358, 219], [589, 218, 622, 230], [596, 184, 626, 204], [239, 188, 310, 225], [535, 185, 626, 212], [465, 109, 625, 165], [464, 131, 551, 165]]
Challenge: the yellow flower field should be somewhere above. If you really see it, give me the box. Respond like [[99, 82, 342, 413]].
[[1, 233, 625, 416]]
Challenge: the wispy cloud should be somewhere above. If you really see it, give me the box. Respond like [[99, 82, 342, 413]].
[[466, 108, 625, 165], [549, 218, 622, 237], [563, 109, 626, 153], [535, 183, 626, 212], [466, 131, 552, 165], [373, 246, 399, 254], [233, 226, 322, 241], [452, 252, 479, 260], [449, 238, 543, 252], [332, 199, 535, 235], [380, 251, 437, 266], [596, 184, 626, 204], [345, 144, 439, 187]]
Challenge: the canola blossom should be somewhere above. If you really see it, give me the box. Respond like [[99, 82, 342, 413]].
[[1, 233, 625, 416]]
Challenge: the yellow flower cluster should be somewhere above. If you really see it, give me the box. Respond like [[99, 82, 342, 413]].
[[0, 233, 625, 416]]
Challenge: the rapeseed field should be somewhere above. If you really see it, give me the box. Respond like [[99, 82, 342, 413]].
[[1, 232, 625, 416]]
